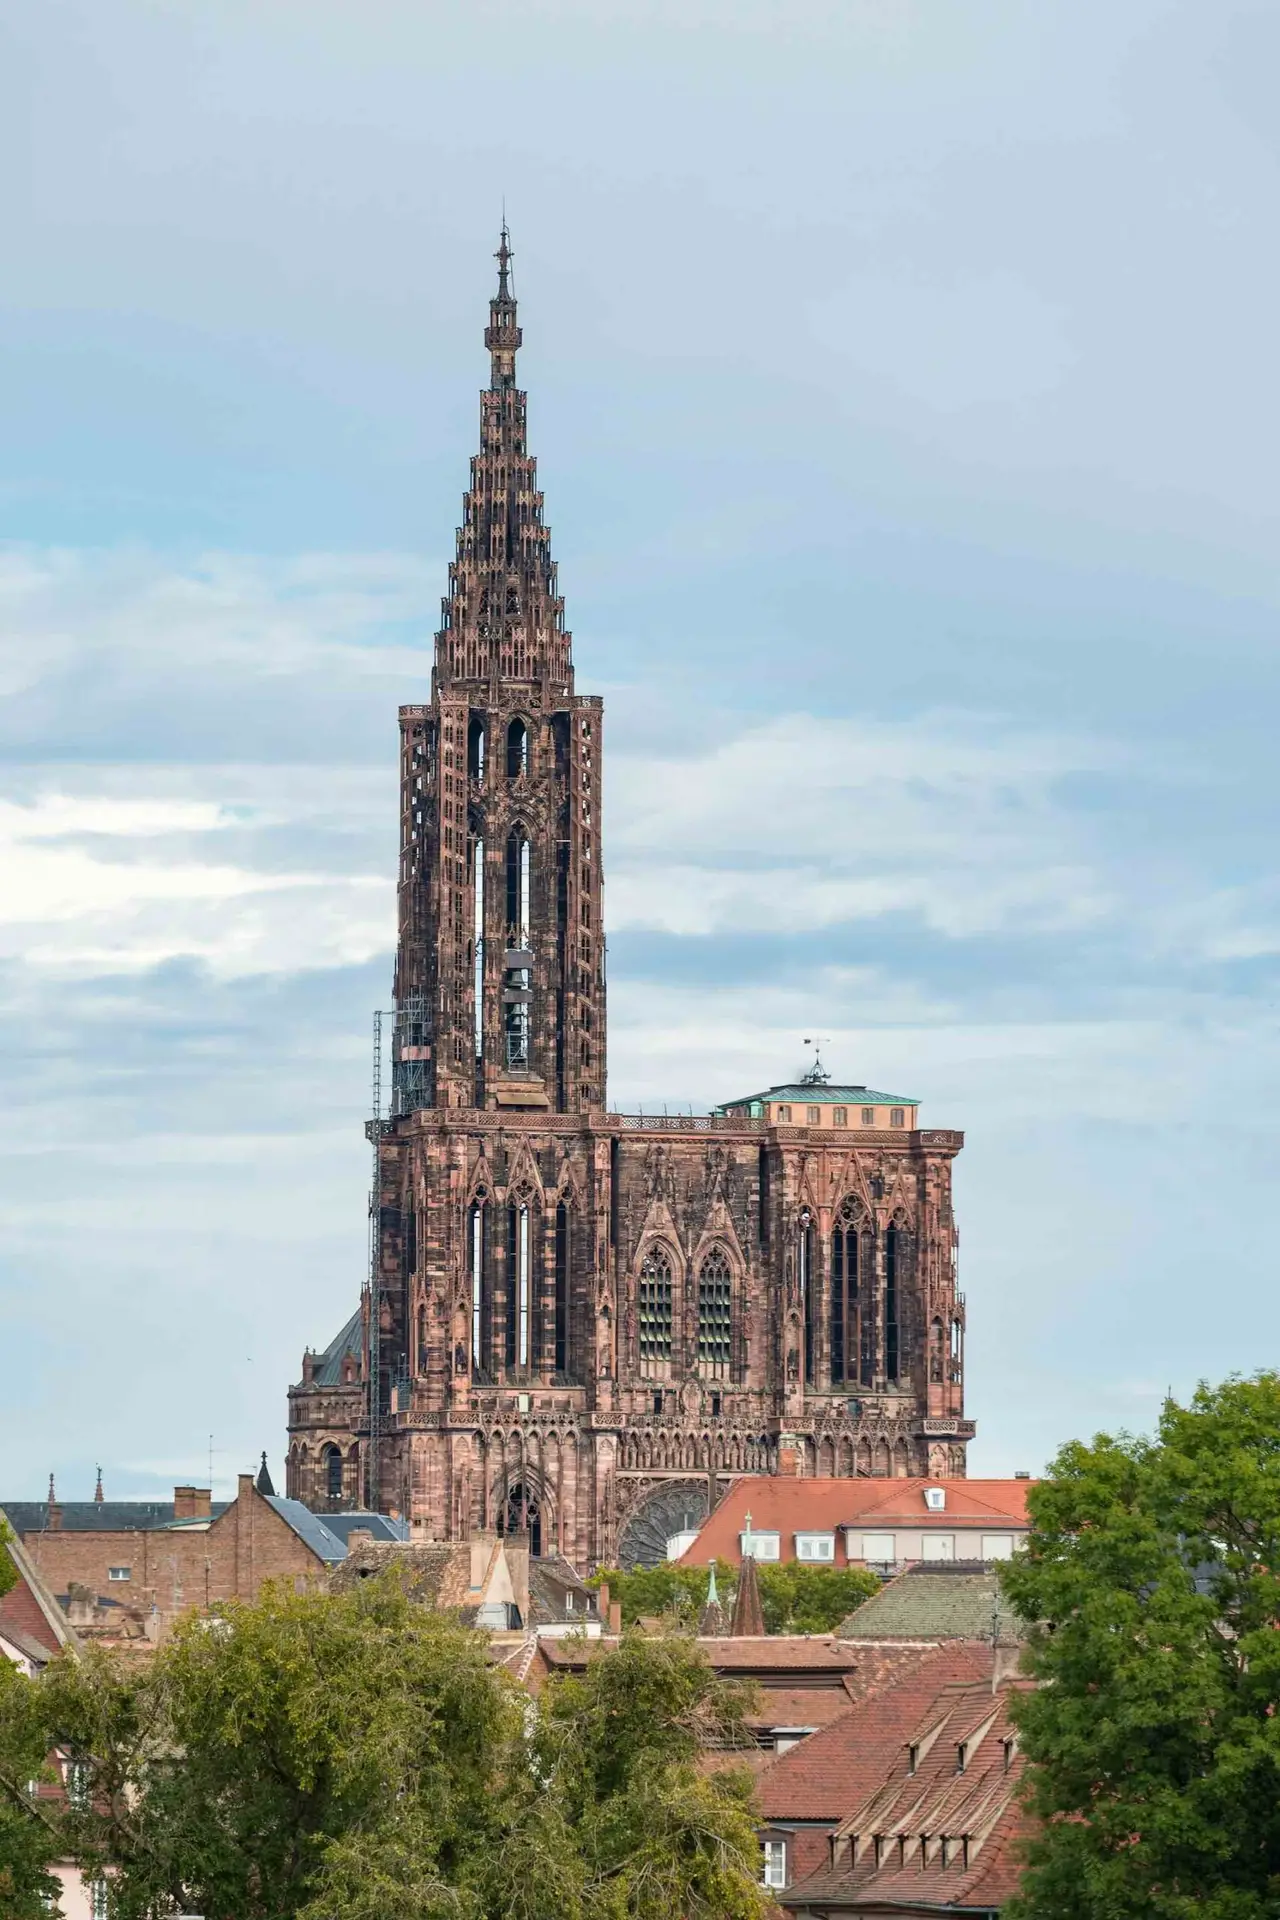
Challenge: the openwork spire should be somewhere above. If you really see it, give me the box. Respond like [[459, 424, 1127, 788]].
[[435, 228, 571, 690]]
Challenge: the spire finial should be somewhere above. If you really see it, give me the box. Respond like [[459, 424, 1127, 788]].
[[495, 220, 513, 300], [48, 1471, 56, 1504], [94, 1465, 104, 1504]]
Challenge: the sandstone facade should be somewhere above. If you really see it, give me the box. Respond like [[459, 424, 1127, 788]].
[[286, 231, 973, 1567]]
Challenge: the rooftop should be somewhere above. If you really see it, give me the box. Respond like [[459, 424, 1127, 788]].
[[714, 1083, 919, 1112], [677, 1477, 1034, 1567], [836, 1564, 1027, 1644]]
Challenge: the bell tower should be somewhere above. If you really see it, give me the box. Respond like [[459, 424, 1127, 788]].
[[394, 227, 606, 1116]]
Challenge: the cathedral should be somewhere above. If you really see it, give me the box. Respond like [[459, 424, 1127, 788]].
[[285, 232, 973, 1569]]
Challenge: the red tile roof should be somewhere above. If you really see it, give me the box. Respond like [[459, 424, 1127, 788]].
[[677, 1476, 1033, 1567], [774, 1673, 1033, 1911], [758, 1642, 996, 1823]]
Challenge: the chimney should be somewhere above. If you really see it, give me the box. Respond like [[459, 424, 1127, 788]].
[[65, 1582, 95, 1628], [597, 1579, 610, 1620], [608, 1599, 622, 1636], [47, 1473, 62, 1531], [1014, 1470, 1031, 1481], [173, 1486, 211, 1521]]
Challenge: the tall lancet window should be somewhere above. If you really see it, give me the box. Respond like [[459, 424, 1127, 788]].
[[471, 833, 485, 1062], [798, 1209, 815, 1387], [469, 1202, 488, 1376], [506, 717, 529, 780], [504, 828, 532, 1068], [505, 1201, 531, 1371]]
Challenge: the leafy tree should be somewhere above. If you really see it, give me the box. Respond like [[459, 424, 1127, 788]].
[[3, 1573, 773, 1920], [0, 1657, 62, 1919], [591, 1558, 878, 1633], [538, 1629, 769, 1920], [756, 1563, 880, 1634], [0, 1517, 18, 1600], [1001, 1372, 1280, 1920]]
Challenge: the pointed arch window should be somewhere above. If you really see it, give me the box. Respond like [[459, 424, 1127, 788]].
[[506, 717, 529, 780], [467, 713, 486, 781], [885, 1218, 904, 1383], [469, 1201, 489, 1377], [638, 1247, 673, 1374], [799, 1209, 815, 1388], [832, 1202, 863, 1387], [697, 1249, 732, 1379], [324, 1445, 343, 1503], [505, 1200, 532, 1372], [554, 1201, 571, 1377]]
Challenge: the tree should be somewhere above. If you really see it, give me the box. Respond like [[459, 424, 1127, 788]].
[[537, 1629, 769, 1920], [756, 1563, 880, 1634], [1001, 1372, 1280, 1920], [0, 1657, 62, 1919], [3, 1573, 774, 1920], [0, 1517, 18, 1600], [591, 1559, 879, 1634]]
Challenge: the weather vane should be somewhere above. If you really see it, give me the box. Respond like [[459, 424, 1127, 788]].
[[800, 1036, 831, 1086]]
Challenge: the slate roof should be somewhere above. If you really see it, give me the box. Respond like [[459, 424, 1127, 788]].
[[303, 1308, 364, 1388], [715, 1084, 918, 1112], [527, 1553, 594, 1627], [837, 1566, 1026, 1645], [261, 1497, 347, 1564], [317, 1511, 409, 1547], [3, 1501, 230, 1534]]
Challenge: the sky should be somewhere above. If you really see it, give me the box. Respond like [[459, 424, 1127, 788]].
[[1, 0, 1278, 1499]]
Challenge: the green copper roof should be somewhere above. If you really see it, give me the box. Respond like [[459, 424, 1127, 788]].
[[714, 1083, 919, 1112]]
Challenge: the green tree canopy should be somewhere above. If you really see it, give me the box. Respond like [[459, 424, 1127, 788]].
[[591, 1558, 879, 1634], [0, 1656, 62, 1920], [1, 1572, 774, 1920], [1001, 1372, 1280, 1920]]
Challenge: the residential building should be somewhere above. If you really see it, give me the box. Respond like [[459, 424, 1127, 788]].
[[676, 1476, 1032, 1572]]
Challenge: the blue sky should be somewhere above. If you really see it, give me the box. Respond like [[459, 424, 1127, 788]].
[[2, 0, 1278, 1499]]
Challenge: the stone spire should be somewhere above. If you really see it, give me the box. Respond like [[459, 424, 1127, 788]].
[[256, 1451, 276, 1497], [94, 1465, 104, 1504], [730, 1554, 765, 1637], [434, 225, 571, 693]]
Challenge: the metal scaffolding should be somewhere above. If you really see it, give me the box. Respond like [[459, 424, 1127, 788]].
[[364, 1010, 386, 1510]]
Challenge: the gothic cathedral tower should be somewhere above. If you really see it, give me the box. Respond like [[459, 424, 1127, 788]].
[[287, 234, 974, 1567], [396, 229, 605, 1120]]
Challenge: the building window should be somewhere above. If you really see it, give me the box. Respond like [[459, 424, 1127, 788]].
[[860, 1532, 895, 1565], [798, 1210, 816, 1387], [831, 1202, 863, 1387], [697, 1249, 732, 1378], [554, 1202, 571, 1376], [90, 1879, 109, 1920], [324, 1445, 343, 1502], [795, 1532, 835, 1562], [833, 1106, 847, 1127], [922, 1534, 956, 1561], [885, 1220, 903, 1382], [505, 1202, 532, 1370], [761, 1839, 787, 1889], [982, 1534, 1016, 1560], [806, 1104, 821, 1126], [775, 1104, 791, 1122], [740, 1529, 781, 1561], [890, 1107, 905, 1127], [506, 716, 529, 779], [65, 1759, 90, 1809], [638, 1248, 673, 1371], [107, 1566, 130, 1582], [861, 1106, 874, 1126]]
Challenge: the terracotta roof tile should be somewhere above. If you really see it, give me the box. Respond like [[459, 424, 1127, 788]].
[[677, 1476, 1033, 1569]]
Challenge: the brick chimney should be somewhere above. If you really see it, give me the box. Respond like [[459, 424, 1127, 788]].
[[173, 1486, 211, 1520]]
